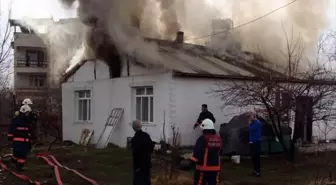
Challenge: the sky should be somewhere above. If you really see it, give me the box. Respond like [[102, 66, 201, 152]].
[[1, 0, 76, 19], [1, 0, 335, 23]]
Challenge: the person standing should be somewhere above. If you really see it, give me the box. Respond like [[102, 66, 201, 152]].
[[7, 104, 33, 172], [21, 98, 37, 146], [131, 120, 154, 185], [194, 104, 216, 129], [190, 119, 222, 185], [247, 112, 262, 177]]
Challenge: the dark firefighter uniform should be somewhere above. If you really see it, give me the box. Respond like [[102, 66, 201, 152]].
[[190, 119, 222, 185], [26, 111, 38, 144], [13, 111, 37, 147], [8, 113, 33, 171]]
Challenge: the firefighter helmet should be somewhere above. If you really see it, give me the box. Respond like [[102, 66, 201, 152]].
[[22, 98, 33, 105], [20, 105, 32, 113], [200, 119, 214, 130]]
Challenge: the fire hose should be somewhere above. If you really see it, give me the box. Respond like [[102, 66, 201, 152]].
[[0, 153, 99, 185]]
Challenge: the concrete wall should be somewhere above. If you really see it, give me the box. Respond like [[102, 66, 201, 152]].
[[171, 78, 246, 146], [13, 33, 46, 48], [172, 78, 336, 145], [62, 60, 171, 147]]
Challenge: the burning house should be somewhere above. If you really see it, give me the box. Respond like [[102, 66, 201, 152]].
[[57, 0, 336, 147], [60, 27, 336, 147]]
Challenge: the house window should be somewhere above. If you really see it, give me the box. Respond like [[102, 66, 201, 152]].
[[76, 90, 91, 122], [135, 87, 154, 123], [29, 75, 46, 87]]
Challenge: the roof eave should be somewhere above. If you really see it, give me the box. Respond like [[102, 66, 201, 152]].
[[59, 60, 88, 84], [172, 71, 336, 85]]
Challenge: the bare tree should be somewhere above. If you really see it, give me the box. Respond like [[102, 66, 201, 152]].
[[0, 9, 14, 125], [0, 8, 12, 74], [212, 30, 336, 162]]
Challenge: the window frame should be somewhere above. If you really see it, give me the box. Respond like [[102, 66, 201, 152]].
[[29, 75, 46, 87], [25, 49, 46, 67], [134, 86, 154, 124], [75, 90, 92, 123]]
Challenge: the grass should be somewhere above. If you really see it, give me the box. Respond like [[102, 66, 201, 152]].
[[0, 144, 335, 185]]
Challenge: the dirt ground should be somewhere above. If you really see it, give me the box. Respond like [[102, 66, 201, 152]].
[[0, 144, 335, 185]]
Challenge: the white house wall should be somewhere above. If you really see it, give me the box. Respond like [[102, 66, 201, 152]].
[[171, 78, 336, 146], [67, 60, 110, 83], [62, 60, 171, 147], [171, 78, 247, 146]]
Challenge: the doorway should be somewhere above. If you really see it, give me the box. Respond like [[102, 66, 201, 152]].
[[295, 96, 313, 143]]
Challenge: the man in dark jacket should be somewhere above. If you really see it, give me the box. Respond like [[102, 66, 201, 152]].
[[246, 112, 262, 177], [131, 120, 154, 185], [194, 104, 216, 129], [8, 105, 33, 172], [190, 119, 222, 185]]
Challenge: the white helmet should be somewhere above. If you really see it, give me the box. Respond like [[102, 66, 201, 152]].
[[22, 98, 33, 105], [20, 105, 32, 113], [200, 119, 215, 130]]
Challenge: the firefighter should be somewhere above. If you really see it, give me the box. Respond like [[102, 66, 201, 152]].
[[8, 104, 33, 172], [14, 98, 33, 117], [21, 98, 37, 146], [194, 104, 216, 129], [190, 119, 222, 185]]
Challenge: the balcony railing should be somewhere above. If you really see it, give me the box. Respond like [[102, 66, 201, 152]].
[[16, 59, 47, 68]]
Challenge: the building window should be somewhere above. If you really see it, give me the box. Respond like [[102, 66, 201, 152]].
[[29, 75, 46, 87], [76, 90, 91, 122], [25, 50, 45, 67], [135, 87, 154, 123]]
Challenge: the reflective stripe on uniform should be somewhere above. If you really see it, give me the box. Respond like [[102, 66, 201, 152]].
[[7, 134, 13, 137], [16, 159, 25, 164], [16, 127, 29, 131], [196, 165, 220, 171], [216, 172, 220, 185], [13, 138, 30, 142], [196, 148, 220, 171], [190, 156, 198, 162], [197, 172, 204, 185]]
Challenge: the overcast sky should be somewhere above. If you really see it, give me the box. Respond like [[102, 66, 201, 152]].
[[1, 0, 76, 19], [0, 0, 335, 35]]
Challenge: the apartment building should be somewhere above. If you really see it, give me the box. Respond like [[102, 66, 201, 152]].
[[10, 19, 52, 111]]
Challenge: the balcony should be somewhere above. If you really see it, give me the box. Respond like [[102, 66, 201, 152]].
[[13, 33, 46, 48], [15, 59, 48, 73]]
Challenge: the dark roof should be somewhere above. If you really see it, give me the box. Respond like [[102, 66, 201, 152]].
[[59, 60, 88, 83], [60, 38, 289, 83]]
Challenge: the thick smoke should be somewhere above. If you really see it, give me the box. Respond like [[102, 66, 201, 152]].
[[228, 0, 329, 67], [157, 0, 181, 39], [21, 0, 330, 80]]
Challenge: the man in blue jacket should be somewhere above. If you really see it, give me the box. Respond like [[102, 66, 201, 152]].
[[190, 119, 222, 185], [247, 112, 262, 177]]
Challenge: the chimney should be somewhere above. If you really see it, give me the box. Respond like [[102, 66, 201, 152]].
[[175, 31, 184, 44]]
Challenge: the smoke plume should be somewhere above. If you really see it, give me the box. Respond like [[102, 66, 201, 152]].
[[19, 0, 330, 80], [229, 0, 329, 67]]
